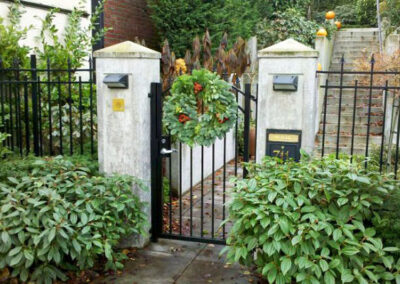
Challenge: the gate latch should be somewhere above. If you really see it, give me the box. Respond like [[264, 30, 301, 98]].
[[160, 136, 176, 157]]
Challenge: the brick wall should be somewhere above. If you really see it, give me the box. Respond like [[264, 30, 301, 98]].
[[103, 0, 159, 50]]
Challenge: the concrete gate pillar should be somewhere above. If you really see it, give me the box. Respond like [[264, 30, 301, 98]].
[[94, 41, 161, 247], [256, 39, 319, 163]]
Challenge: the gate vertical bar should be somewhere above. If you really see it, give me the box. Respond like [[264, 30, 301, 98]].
[[243, 83, 251, 178], [23, 78, 29, 154], [379, 81, 389, 172], [321, 79, 328, 158], [150, 82, 163, 242], [365, 55, 375, 168], [336, 55, 345, 159], [395, 96, 400, 179], [350, 81, 358, 162], [67, 58, 73, 155], [89, 57, 95, 156], [30, 55, 40, 156], [47, 58, 53, 155]]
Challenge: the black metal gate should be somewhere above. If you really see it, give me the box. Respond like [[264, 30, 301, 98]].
[[150, 81, 257, 244]]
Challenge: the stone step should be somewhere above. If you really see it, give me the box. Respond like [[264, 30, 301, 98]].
[[324, 96, 382, 106], [333, 39, 379, 46], [332, 53, 369, 59], [326, 74, 371, 83], [316, 133, 382, 147], [329, 62, 376, 71], [323, 114, 383, 124], [336, 36, 379, 42], [338, 27, 379, 33], [333, 45, 380, 51], [320, 123, 382, 136], [326, 90, 383, 98], [314, 145, 370, 156], [325, 104, 382, 115], [331, 54, 370, 61], [326, 88, 382, 95]]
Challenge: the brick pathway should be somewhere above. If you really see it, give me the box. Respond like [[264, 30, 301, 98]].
[[164, 160, 242, 239]]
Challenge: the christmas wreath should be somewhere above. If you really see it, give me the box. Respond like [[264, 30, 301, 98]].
[[163, 69, 238, 147]]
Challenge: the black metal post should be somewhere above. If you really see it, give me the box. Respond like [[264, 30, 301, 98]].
[[336, 55, 345, 159], [395, 97, 400, 179], [47, 58, 53, 155], [67, 58, 73, 155], [321, 79, 329, 158], [350, 81, 358, 162], [365, 55, 375, 168], [379, 81, 389, 172], [243, 83, 251, 178], [30, 55, 40, 156], [150, 82, 163, 242]]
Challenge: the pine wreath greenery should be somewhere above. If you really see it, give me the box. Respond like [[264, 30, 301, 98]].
[[163, 69, 238, 147]]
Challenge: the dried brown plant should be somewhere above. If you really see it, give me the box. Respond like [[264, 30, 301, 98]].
[[161, 30, 252, 89], [353, 49, 400, 88], [215, 33, 228, 76], [192, 36, 201, 71], [202, 30, 213, 71]]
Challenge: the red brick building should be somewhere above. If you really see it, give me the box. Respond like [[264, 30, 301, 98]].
[[92, 0, 158, 51]]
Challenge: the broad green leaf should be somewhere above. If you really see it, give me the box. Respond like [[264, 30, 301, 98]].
[[319, 259, 329, 272], [280, 258, 291, 275], [333, 228, 342, 241], [342, 246, 359, 256], [324, 271, 335, 284], [342, 273, 355, 283], [291, 235, 302, 246]]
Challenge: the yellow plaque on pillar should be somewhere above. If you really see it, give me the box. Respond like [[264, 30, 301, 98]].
[[268, 133, 299, 143], [112, 98, 125, 112]]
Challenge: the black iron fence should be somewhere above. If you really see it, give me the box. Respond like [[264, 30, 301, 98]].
[[0, 55, 96, 157], [317, 55, 400, 178]]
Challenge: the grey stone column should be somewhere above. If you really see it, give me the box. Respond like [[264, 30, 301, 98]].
[[256, 38, 319, 162], [94, 41, 161, 247]]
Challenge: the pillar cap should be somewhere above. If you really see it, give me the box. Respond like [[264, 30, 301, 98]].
[[258, 38, 318, 58], [94, 41, 161, 59]]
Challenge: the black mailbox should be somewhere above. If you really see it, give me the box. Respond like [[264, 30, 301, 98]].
[[266, 129, 302, 161]]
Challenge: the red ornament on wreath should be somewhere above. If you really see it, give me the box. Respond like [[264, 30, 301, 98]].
[[178, 114, 190, 124], [194, 82, 203, 94]]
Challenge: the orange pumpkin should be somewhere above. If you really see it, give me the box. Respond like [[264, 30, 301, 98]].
[[335, 21, 342, 29], [325, 11, 335, 20], [316, 28, 328, 37]]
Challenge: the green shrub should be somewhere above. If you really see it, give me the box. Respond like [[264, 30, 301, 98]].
[[0, 156, 148, 283], [224, 154, 400, 283], [381, 0, 400, 31], [256, 8, 319, 48], [0, 1, 30, 68], [0, 130, 11, 157], [373, 186, 400, 251], [335, 4, 359, 25], [356, 0, 377, 26]]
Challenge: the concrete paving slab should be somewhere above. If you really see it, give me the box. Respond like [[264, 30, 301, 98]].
[[175, 259, 255, 284], [91, 239, 258, 284]]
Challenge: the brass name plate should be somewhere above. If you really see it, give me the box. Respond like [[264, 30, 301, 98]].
[[268, 133, 299, 143], [112, 98, 125, 112]]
